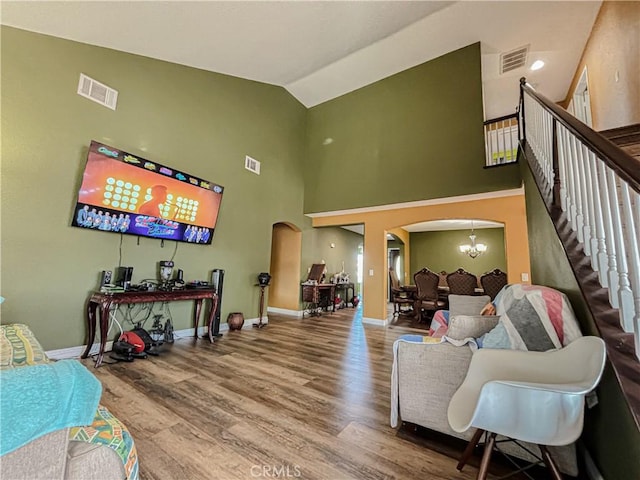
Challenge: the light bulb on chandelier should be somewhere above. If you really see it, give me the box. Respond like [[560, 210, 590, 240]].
[[459, 221, 487, 259]]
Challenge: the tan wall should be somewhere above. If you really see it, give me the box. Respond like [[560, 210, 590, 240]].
[[269, 223, 302, 311], [388, 227, 411, 286], [564, 1, 640, 131], [311, 191, 531, 321]]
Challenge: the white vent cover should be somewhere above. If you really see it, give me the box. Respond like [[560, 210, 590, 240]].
[[245, 155, 261, 175], [77, 73, 118, 110], [500, 45, 529, 74]]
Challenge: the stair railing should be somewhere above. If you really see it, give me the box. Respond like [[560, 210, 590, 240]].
[[518, 77, 640, 427], [484, 113, 519, 167]]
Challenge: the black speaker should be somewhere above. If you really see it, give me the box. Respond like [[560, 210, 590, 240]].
[[115, 266, 133, 290], [100, 270, 113, 287], [210, 269, 224, 337]]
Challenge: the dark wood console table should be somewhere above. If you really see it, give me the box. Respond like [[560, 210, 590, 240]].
[[82, 288, 218, 367]]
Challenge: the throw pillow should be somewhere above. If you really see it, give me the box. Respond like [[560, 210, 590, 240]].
[[482, 284, 583, 351], [449, 294, 492, 317], [446, 315, 500, 341]]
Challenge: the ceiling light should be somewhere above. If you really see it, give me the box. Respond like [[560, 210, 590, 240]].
[[459, 220, 487, 259], [531, 60, 545, 71]]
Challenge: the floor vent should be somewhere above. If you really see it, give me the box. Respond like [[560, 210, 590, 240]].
[[500, 45, 529, 74], [77, 73, 118, 110], [245, 155, 261, 175]]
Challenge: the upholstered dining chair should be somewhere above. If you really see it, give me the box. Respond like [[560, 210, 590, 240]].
[[480, 269, 508, 300], [446, 268, 478, 295], [447, 336, 606, 480], [389, 268, 413, 316], [413, 268, 446, 322]]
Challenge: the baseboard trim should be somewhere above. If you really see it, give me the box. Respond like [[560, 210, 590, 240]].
[[46, 341, 114, 360], [267, 307, 303, 317], [362, 317, 388, 327], [46, 322, 238, 360]]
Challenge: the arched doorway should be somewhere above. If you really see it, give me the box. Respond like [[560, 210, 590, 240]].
[[269, 222, 302, 314]]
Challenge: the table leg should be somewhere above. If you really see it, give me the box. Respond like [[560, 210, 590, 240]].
[[81, 301, 97, 359], [206, 295, 218, 342], [96, 303, 110, 368], [193, 299, 203, 338]]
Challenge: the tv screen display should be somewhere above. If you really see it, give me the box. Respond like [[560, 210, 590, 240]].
[[72, 140, 224, 245]]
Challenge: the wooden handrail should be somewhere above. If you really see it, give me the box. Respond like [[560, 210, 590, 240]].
[[483, 112, 518, 126], [519, 78, 640, 194], [519, 78, 640, 431]]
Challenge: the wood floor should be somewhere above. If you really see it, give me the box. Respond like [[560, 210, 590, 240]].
[[85, 306, 490, 480]]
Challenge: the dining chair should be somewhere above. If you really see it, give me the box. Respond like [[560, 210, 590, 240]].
[[480, 269, 508, 300], [446, 268, 478, 295], [389, 268, 413, 316], [413, 268, 446, 322]]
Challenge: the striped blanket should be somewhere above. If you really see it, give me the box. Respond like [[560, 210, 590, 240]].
[[482, 284, 582, 351]]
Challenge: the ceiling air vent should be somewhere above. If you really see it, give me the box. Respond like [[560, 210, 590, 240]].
[[245, 155, 261, 175], [500, 45, 529, 74], [77, 73, 118, 110]]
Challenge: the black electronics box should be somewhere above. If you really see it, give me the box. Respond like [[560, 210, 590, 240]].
[[115, 266, 133, 289]]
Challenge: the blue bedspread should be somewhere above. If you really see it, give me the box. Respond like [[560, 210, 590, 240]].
[[0, 359, 102, 455]]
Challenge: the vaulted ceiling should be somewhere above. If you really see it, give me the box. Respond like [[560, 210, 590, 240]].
[[2, 1, 602, 119]]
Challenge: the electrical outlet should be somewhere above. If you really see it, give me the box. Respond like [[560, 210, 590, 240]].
[[368, 269, 374, 276]]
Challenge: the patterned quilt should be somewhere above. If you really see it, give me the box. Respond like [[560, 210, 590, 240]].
[[0, 324, 139, 480], [70, 406, 139, 480], [0, 324, 51, 368]]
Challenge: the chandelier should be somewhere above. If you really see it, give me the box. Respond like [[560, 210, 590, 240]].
[[459, 221, 487, 259]]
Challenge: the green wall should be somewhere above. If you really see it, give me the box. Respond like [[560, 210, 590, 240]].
[[409, 228, 506, 280], [303, 43, 522, 213], [1, 26, 308, 349], [522, 162, 640, 479], [301, 226, 362, 286]]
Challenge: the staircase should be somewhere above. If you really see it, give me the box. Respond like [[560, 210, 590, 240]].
[[600, 123, 640, 161], [513, 78, 640, 438]]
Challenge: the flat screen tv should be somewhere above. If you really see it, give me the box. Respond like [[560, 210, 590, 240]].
[[71, 140, 224, 245]]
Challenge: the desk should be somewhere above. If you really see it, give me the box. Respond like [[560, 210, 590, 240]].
[[301, 283, 335, 317], [334, 282, 355, 309], [82, 288, 218, 367]]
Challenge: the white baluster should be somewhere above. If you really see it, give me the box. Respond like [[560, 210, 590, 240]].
[[484, 124, 490, 166], [557, 125, 568, 212], [598, 162, 619, 307], [570, 135, 585, 244], [565, 130, 578, 229], [607, 169, 634, 332], [580, 144, 596, 262], [588, 151, 608, 280], [619, 180, 640, 340]]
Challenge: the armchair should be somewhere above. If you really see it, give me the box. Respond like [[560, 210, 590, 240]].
[[448, 336, 606, 479], [391, 284, 587, 476]]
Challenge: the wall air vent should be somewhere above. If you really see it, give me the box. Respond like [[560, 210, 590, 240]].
[[245, 155, 261, 175], [500, 45, 529, 74], [77, 73, 118, 110]]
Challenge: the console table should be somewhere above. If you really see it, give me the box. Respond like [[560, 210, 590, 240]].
[[82, 288, 218, 367], [333, 282, 355, 309]]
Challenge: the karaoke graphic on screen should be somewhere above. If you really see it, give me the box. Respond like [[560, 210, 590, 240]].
[[72, 141, 224, 245]]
